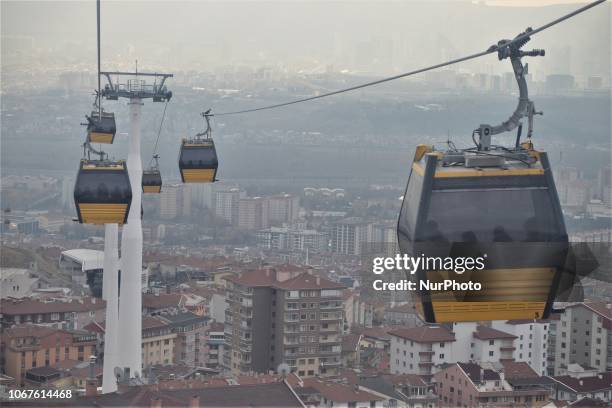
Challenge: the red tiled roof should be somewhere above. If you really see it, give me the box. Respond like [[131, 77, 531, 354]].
[[84, 316, 168, 333], [224, 270, 278, 287], [473, 325, 516, 340], [504, 319, 549, 325], [500, 361, 539, 379], [302, 379, 384, 403], [275, 273, 345, 290], [389, 325, 455, 343], [552, 373, 612, 393], [458, 362, 500, 383], [1, 297, 105, 315], [382, 373, 427, 387], [142, 293, 185, 309]]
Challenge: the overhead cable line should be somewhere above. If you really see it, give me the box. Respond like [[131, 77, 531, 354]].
[[149, 100, 169, 167], [214, 0, 606, 116]]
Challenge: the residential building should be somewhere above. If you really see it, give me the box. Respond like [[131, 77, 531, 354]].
[[223, 269, 345, 377], [434, 362, 550, 407], [0, 325, 96, 386], [492, 319, 550, 375], [299, 377, 386, 408], [238, 197, 269, 230], [256, 226, 328, 253], [550, 372, 611, 403], [206, 322, 224, 370], [156, 312, 209, 367], [85, 316, 177, 368], [331, 218, 371, 255], [360, 373, 438, 408], [215, 188, 243, 225], [551, 302, 611, 375], [389, 325, 456, 381], [159, 183, 191, 220], [267, 194, 299, 225], [0, 297, 105, 330]]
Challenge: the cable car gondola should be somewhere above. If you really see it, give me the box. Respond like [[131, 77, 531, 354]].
[[87, 110, 117, 144], [397, 32, 568, 323], [143, 154, 162, 193], [74, 156, 132, 225], [179, 109, 218, 183]]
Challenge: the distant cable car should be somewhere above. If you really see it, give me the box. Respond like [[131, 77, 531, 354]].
[[142, 154, 162, 193], [87, 110, 117, 144], [74, 158, 132, 225], [397, 32, 568, 323], [178, 109, 218, 183]]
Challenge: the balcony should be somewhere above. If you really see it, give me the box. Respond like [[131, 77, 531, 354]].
[[320, 313, 342, 321], [319, 336, 341, 344], [320, 359, 341, 366]]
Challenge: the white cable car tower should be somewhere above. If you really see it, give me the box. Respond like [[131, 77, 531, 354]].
[[93, 0, 172, 393], [98, 70, 172, 388]]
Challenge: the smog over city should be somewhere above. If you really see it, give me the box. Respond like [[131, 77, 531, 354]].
[[1, 1, 610, 406]]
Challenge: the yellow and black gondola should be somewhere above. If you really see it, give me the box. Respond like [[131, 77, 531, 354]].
[[178, 139, 218, 183], [397, 32, 569, 323], [142, 169, 162, 193], [74, 159, 132, 225], [88, 110, 117, 144], [397, 144, 568, 323]]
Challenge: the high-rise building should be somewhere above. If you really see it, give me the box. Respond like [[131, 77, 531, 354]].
[[159, 184, 191, 220], [331, 218, 371, 255], [238, 197, 269, 230], [267, 194, 299, 225], [223, 269, 344, 377], [215, 188, 243, 225]]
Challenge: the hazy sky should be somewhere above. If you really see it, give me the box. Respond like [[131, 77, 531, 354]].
[[1, 1, 609, 77]]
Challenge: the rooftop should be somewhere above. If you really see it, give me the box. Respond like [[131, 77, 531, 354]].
[[389, 325, 455, 343], [473, 325, 517, 340], [60, 249, 104, 271]]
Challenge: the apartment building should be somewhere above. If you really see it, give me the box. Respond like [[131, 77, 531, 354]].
[[267, 194, 299, 225], [238, 197, 269, 230], [1, 325, 96, 385], [215, 188, 244, 225], [434, 362, 550, 407], [159, 183, 191, 220], [256, 226, 328, 253], [551, 302, 611, 375], [331, 218, 371, 255], [205, 322, 225, 370], [156, 312, 209, 367], [391, 323, 522, 382], [223, 269, 344, 377], [85, 316, 177, 368], [0, 297, 106, 330], [492, 319, 549, 375], [389, 325, 456, 381]]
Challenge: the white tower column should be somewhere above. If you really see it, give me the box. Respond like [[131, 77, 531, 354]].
[[118, 98, 143, 378], [102, 223, 119, 393]]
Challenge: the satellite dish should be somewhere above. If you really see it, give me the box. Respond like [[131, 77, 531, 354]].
[[276, 363, 291, 376]]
